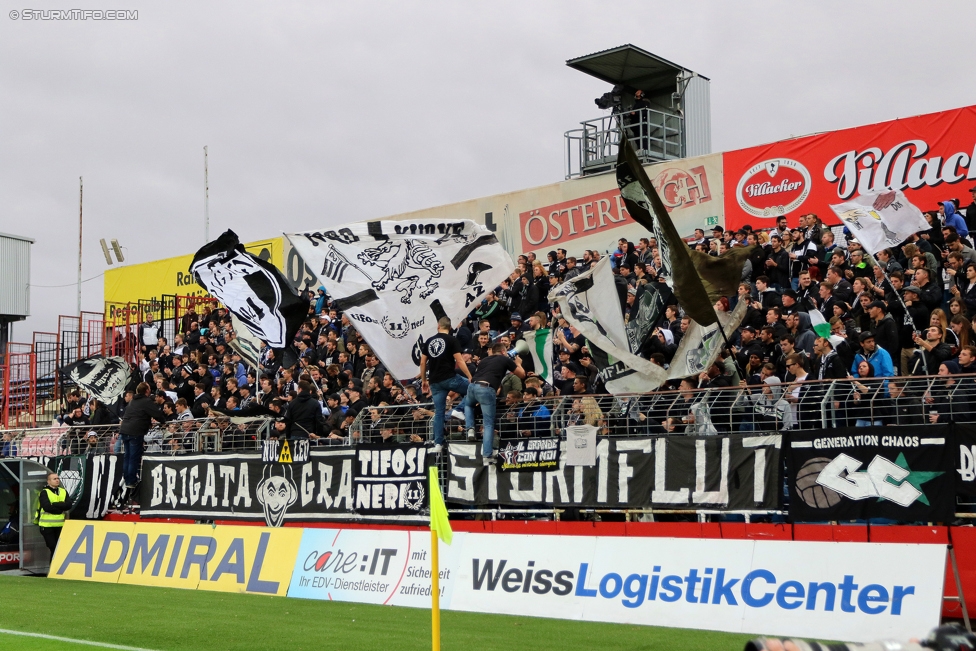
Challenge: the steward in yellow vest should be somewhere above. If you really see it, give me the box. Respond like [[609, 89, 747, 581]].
[[37, 472, 72, 557]]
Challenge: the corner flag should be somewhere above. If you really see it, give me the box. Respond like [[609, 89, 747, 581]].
[[429, 466, 452, 545]]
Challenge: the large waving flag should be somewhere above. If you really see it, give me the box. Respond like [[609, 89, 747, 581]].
[[550, 257, 668, 392], [616, 137, 754, 317], [191, 230, 307, 352], [829, 190, 929, 256], [286, 220, 514, 380]]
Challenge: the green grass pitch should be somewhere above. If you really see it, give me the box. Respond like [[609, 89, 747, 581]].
[[0, 575, 758, 651]]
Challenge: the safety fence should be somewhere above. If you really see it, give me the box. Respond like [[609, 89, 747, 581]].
[[0, 416, 272, 457], [0, 295, 219, 428], [348, 373, 976, 443]]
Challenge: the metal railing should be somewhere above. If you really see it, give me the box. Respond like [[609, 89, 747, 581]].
[[565, 107, 684, 179], [0, 416, 273, 457], [346, 373, 976, 443]]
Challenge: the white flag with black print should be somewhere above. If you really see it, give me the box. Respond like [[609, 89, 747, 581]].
[[666, 299, 748, 380], [191, 230, 307, 351], [58, 356, 130, 415], [285, 219, 514, 380], [829, 190, 929, 256], [549, 257, 668, 393]]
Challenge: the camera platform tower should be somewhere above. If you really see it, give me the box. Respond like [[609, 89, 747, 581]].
[[564, 44, 711, 178]]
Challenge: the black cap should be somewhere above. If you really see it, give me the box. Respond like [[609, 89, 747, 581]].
[[510, 312, 522, 321], [867, 300, 886, 312], [742, 325, 757, 333], [859, 331, 876, 343]]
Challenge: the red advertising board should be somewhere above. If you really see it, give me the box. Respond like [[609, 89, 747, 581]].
[[722, 105, 976, 232]]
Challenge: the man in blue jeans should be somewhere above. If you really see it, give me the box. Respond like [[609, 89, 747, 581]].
[[118, 382, 167, 488], [420, 317, 472, 455], [464, 343, 525, 465]]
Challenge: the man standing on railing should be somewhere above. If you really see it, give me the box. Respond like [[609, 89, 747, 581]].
[[464, 343, 525, 465], [420, 317, 472, 455], [118, 382, 167, 489]]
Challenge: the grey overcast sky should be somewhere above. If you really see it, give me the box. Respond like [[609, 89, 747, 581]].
[[2, 0, 973, 339]]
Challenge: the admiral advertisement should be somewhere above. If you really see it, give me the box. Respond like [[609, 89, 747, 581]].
[[722, 104, 976, 232], [786, 426, 957, 523], [50, 521, 301, 596], [446, 435, 781, 510]]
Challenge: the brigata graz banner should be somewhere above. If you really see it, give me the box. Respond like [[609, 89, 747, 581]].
[[138, 447, 428, 526], [446, 435, 782, 510], [786, 426, 956, 523]]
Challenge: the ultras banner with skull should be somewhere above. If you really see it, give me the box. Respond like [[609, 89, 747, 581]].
[[138, 448, 430, 526], [785, 426, 956, 523], [58, 356, 130, 416], [445, 435, 782, 510], [285, 219, 515, 380]]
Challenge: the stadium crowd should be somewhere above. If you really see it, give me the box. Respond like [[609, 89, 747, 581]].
[[5, 189, 976, 467]]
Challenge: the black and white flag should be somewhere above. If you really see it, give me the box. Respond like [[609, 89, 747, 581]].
[[285, 220, 514, 379], [58, 356, 130, 415], [549, 257, 667, 394], [191, 230, 307, 351]]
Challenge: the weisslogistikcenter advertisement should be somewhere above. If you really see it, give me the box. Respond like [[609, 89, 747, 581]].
[[285, 530, 946, 643]]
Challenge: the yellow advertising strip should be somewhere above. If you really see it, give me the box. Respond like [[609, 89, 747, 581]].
[[49, 521, 302, 597], [102, 237, 283, 310]]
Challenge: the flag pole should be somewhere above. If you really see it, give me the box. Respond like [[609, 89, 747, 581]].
[[431, 527, 441, 651]]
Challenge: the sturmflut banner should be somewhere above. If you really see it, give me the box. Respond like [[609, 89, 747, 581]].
[[285, 219, 514, 380], [786, 426, 956, 522], [446, 435, 782, 510]]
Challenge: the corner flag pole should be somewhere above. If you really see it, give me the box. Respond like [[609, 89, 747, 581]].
[[428, 465, 452, 651], [431, 526, 441, 651]]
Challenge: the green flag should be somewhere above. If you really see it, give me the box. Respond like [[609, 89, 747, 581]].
[[809, 309, 832, 339], [525, 328, 553, 386], [616, 136, 754, 323], [429, 466, 452, 545]]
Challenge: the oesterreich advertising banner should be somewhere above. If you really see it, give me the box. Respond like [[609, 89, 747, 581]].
[[518, 153, 724, 254], [723, 105, 976, 231], [353, 443, 429, 515], [446, 435, 781, 510], [786, 426, 956, 523], [138, 449, 428, 526]]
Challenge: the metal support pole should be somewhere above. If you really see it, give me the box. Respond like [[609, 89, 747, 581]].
[[77, 176, 83, 316], [203, 146, 209, 243]]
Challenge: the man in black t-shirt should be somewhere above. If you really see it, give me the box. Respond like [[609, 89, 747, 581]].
[[419, 317, 472, 453], [464, 343, 525, 464]]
